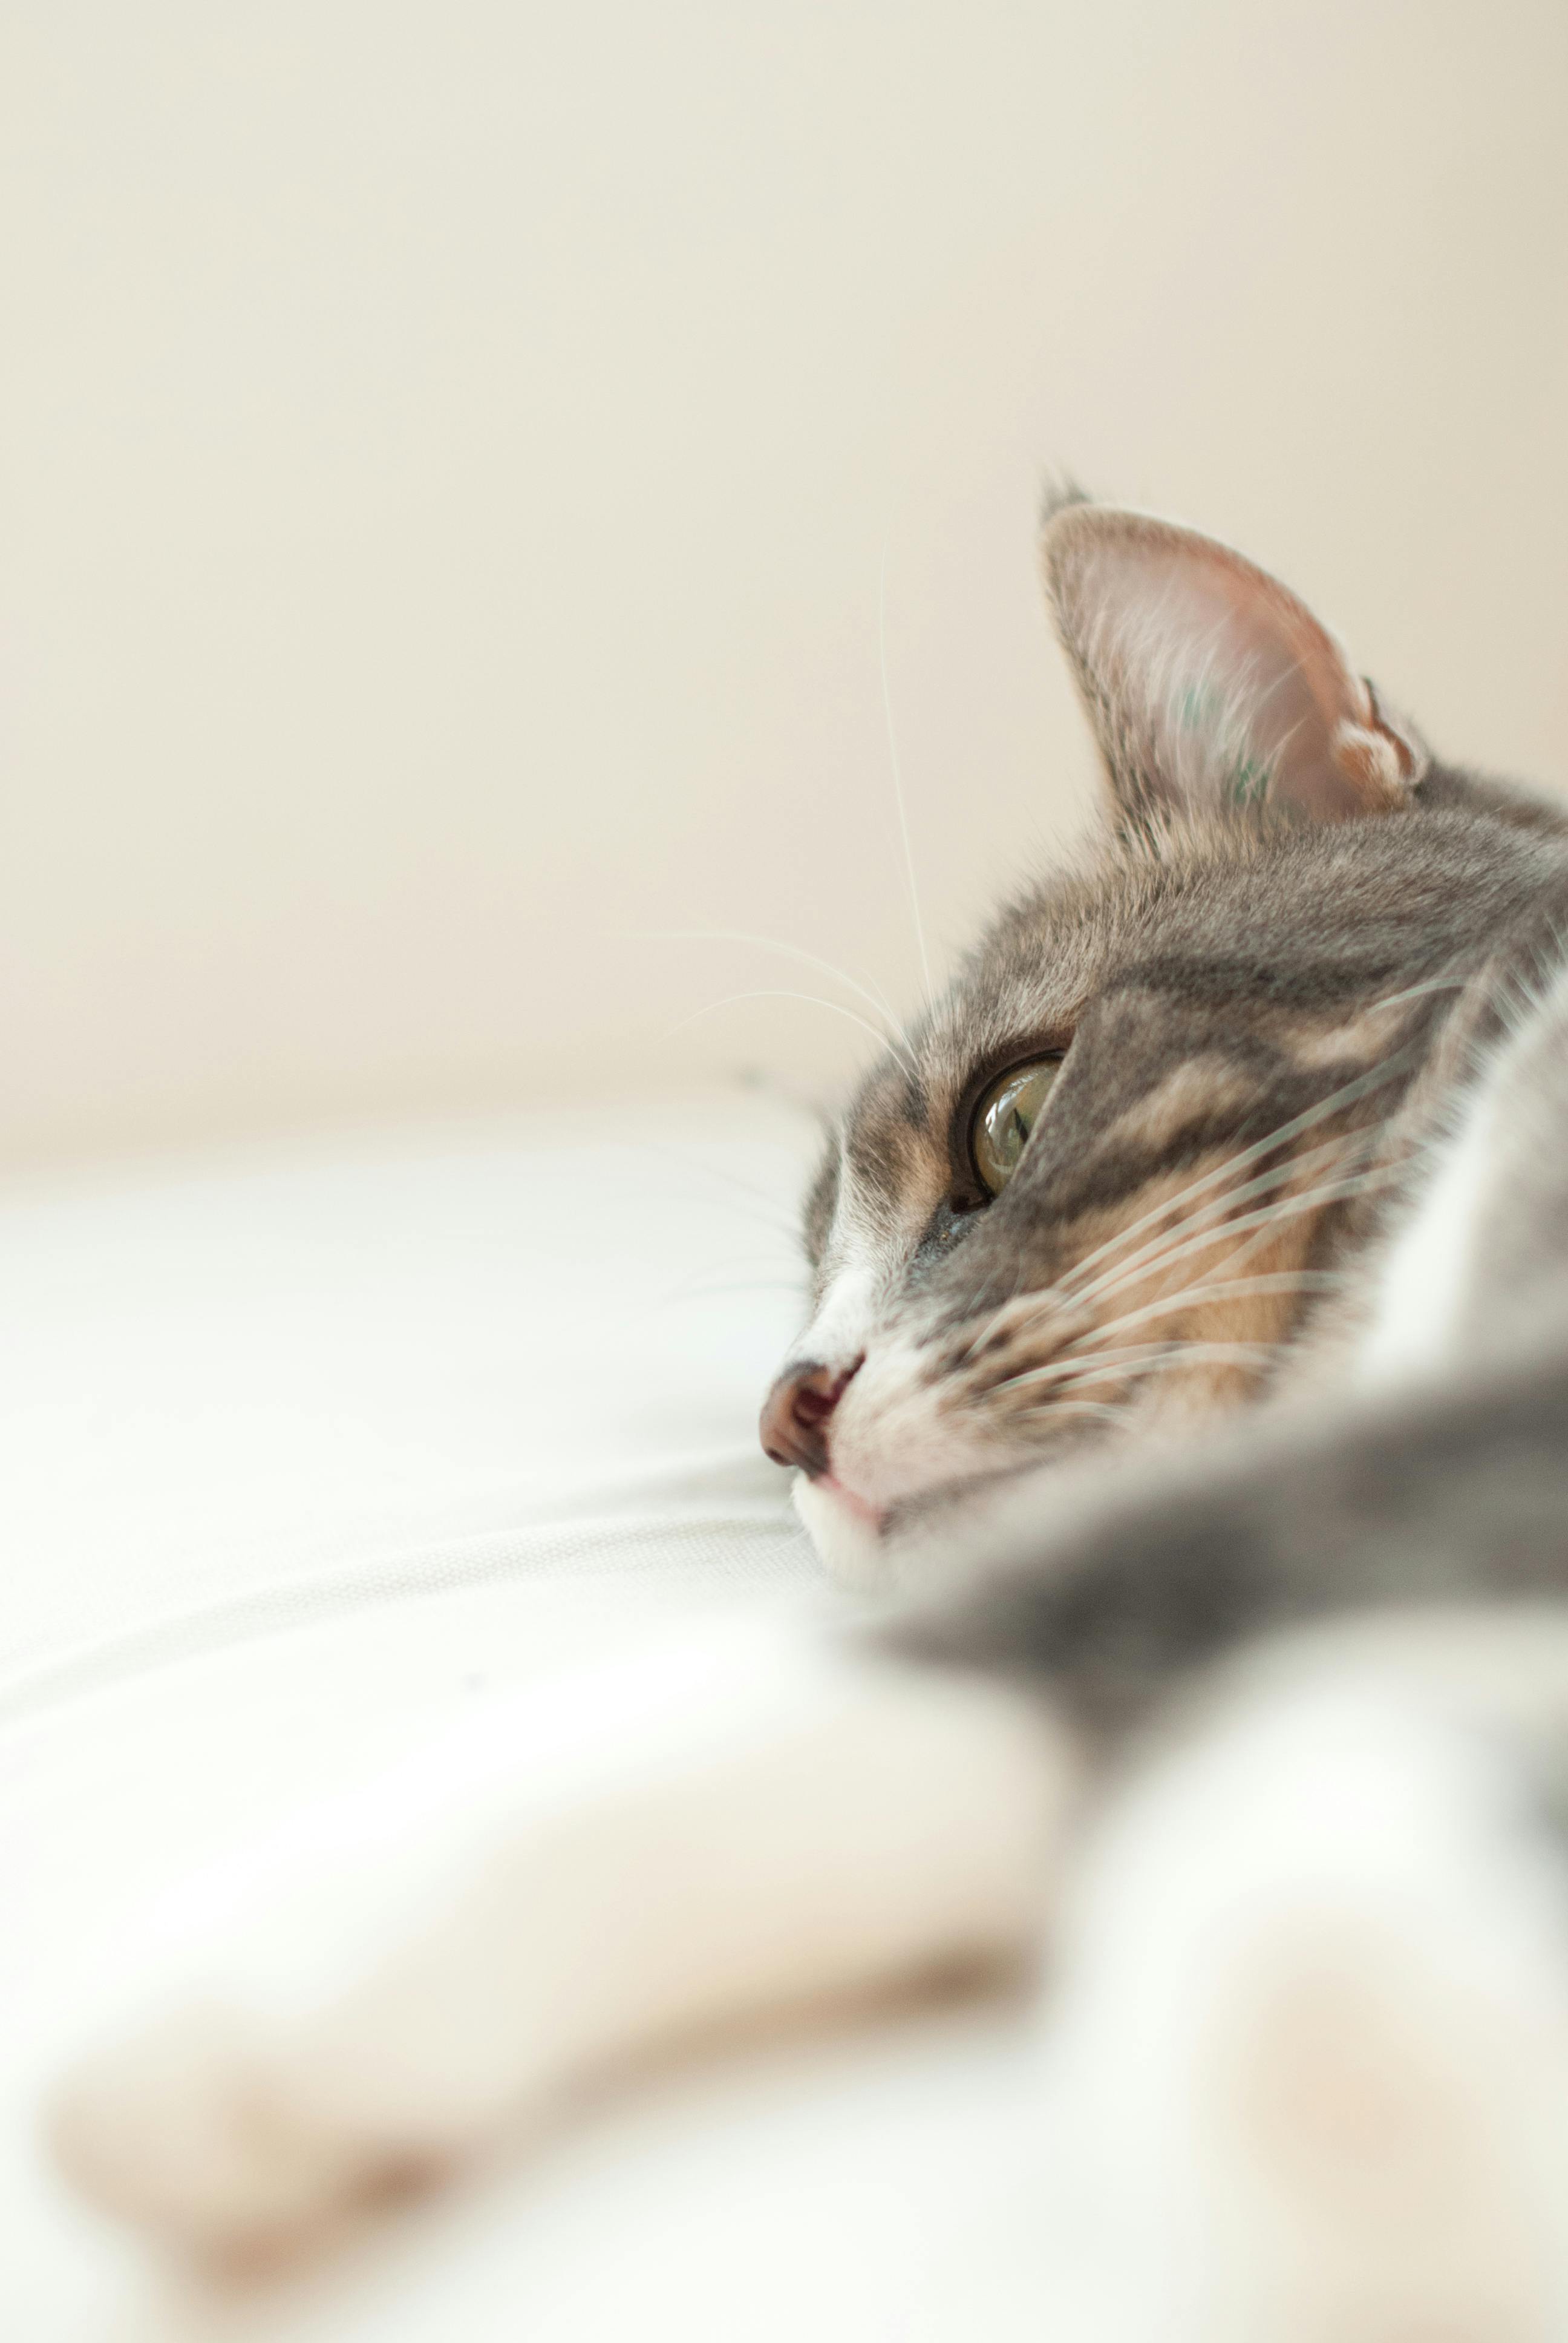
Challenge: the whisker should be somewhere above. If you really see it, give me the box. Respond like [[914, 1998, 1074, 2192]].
[[995, 1338, 1281, 1399], [659, 1279, 808, 1306], [1048, 1341, 1281, 1392], [952, 1256, 1342, 1373], [935, 1124, 1386, 1385], [1062, 1133, 1356, 1312], [879, 545, 934, 1006], [663, 990, 920, 1076], [946, 1253, 1037, 1368], [1054, 1052, 1417, 1303], [636, 1150, 803, 1240], [1062, 1270, 1344, 1353], [644, 928, 916, 1061], [658, 1245, 808, 1292], [1368, 973, 1473, 1015], [1027, 1397, 1132, 1430], [1071, 1160, 1403, 1316], [1181, 1159, 1379, 1294], [1062, 1121, 1392, 1318]]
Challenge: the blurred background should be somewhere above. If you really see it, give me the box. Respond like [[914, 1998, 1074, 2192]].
[[4, 0, 1566, 1172]]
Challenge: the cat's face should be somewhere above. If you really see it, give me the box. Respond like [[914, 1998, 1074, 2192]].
[[762, 502, 1468, 1583]]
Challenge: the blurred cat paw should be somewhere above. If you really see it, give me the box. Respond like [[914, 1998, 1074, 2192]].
[[47, 2001, 439, 2252], [1039, 1647, 1568, 2342]]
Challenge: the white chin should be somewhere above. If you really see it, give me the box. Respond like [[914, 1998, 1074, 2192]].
[[791, 1475, 895, 1590]]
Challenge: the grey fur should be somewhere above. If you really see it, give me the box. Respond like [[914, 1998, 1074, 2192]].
[[787, 502, 1568, 1754], [814, 783, 1568, 1524], [886, 1345, 1568, 1741]]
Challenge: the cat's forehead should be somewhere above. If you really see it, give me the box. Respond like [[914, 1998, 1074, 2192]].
[[830, 854, 1197, 1205], [814, 819, 1427, 1251]]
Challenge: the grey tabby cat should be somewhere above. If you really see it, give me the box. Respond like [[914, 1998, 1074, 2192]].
[[53, 501, 1568, 2339]]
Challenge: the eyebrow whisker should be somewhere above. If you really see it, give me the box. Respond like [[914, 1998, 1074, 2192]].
[[664, 991, 922, 1079]]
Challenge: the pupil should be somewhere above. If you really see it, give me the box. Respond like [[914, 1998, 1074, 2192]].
[[975, 1064, 1057, 1193]]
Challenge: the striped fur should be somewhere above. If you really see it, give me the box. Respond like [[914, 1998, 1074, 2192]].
[[787, 507, 1568, 1578]]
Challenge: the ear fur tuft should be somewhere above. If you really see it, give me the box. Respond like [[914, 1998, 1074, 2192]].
[[1037, 473, 1096, 534]]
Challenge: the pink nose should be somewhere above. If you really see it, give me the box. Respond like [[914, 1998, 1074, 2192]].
[[759, 1357, 862, 1476]]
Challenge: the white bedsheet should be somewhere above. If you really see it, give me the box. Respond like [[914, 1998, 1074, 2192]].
[[2, 1101, 1059, 2340]]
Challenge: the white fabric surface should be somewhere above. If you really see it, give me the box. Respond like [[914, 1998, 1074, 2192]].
[[2, 1101, 1057, 2339]]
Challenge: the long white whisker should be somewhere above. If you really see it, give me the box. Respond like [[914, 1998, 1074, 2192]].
[[1082, 1157, 1397, 1321], [1059, 1132, 1365, 1317], [1054, 1052, 1415, 1303], [637, 1147, 805, 1237], [660, 1278, 808, 1306], [879, 545, 933, 1005], [1050, 1342, 1279, 1391], [995, 1339, 1279, 1399], [1060, 1098, 1400, 1320], [644, 929, 915, 1060], [1072, 1162, 1403, 1317], [938, 1122, 1384, 1382], [1029, 1397, 1132, 1430], [1368, 973, 1472, 1015], [1061, 1270, 1344, 1353], [663, 990, 920, 1076], [928, 1157, 1331, 1368], [956, 1259, 1342, 1372], [951, 1245, 1348, 1398], [1174, 1156, 1377, 1296], [944, 1257, 1040, 1369]]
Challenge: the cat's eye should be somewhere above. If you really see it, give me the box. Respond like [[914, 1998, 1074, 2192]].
[[971, 1060, 1061, 1196]]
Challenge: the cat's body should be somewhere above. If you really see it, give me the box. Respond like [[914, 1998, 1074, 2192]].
[[50, 503, 1568, 2338]]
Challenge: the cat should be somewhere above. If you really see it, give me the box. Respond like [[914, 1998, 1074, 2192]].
[[48, 497, 1568, 2339]]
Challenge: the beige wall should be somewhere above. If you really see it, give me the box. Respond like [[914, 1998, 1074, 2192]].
[[4, 1, 1565, 1167]]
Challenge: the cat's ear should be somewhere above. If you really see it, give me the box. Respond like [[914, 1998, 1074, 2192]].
[[1041, 504, 1427, 831]]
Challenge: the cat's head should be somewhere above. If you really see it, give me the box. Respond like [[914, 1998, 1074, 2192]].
[[762, 500, 1538, 1584]]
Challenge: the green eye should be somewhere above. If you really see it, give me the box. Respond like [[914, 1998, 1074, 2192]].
[[971, 1060, 1061, 1196]]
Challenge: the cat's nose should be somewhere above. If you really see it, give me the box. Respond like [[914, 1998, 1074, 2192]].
[[759, 1357, 863, 1476]]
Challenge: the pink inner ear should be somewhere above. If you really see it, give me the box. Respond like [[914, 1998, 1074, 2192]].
[[1152, 545, 1369, 820], [1048, 510, 1421, 824]]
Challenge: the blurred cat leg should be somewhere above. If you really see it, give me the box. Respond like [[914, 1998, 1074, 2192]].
[[1037, 1632, 1568, 2343], [48, 1616, 1077, 2252]]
